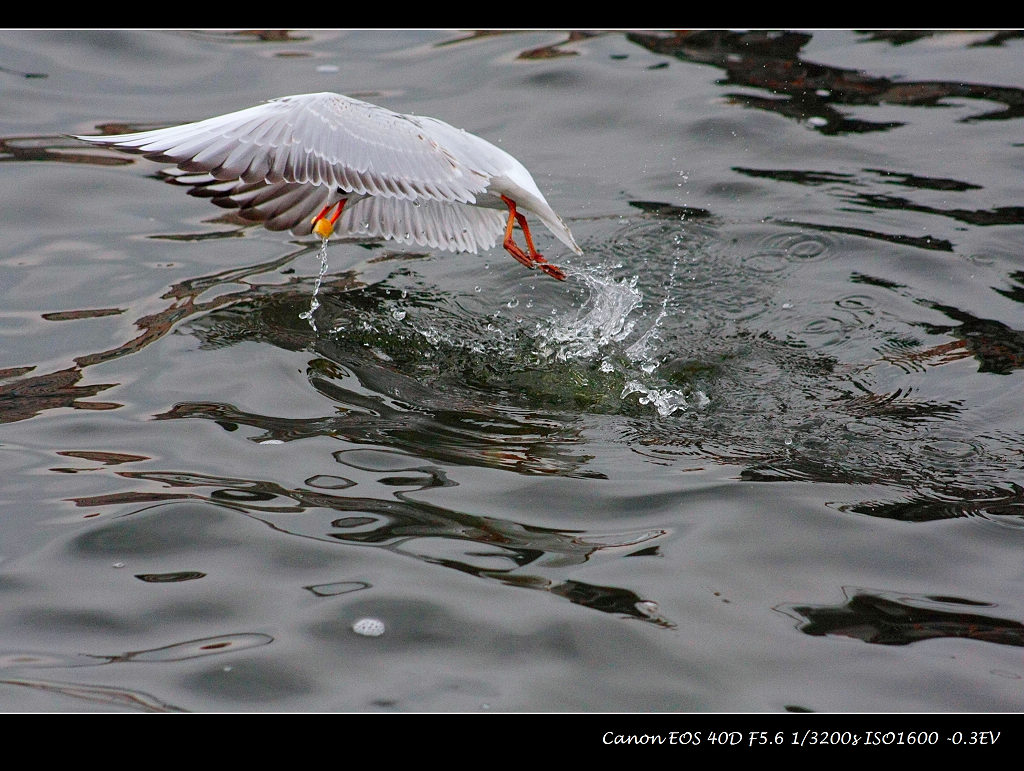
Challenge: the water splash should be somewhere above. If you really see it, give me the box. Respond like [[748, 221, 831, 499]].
[[625, 253, 680, 364], [621, 379, 709, 417], [299, 238, 330, 332], [533, 270, 643, 362], [532, 258, 707, 417]]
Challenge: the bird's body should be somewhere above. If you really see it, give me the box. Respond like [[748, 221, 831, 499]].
[[75, 92, 581, 279]]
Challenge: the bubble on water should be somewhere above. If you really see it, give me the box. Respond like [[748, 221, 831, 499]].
[[352, 618, 386, 637]]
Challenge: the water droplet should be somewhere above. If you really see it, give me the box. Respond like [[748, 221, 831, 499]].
[[352, 618, 385, 637], [301, 240, 330, 332]]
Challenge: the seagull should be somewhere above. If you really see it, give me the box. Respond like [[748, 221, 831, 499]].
[[74, 92, 582, 280]]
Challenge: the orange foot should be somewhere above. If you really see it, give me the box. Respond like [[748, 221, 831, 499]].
[[311, 198, 348, 238], [500, 195, 566, 281]]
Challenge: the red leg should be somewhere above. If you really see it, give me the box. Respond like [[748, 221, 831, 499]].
[[501, 197, 535, 269], [312, 203, 333, 224], [500, 195, 566, 281], [311, 198, 347, 227], [328, 198, 347, 225]]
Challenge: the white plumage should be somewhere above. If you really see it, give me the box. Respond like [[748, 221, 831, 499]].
[[75, 92, 581, 279]]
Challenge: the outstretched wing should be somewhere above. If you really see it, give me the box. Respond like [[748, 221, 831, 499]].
[[165, 169, 505, 252], [75, 92, 497, 204]]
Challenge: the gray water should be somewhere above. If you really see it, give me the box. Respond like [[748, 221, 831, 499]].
[[2, 29, 1024, 712]]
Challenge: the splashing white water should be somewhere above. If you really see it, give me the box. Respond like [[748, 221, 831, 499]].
[[299, 238, 330, 332], [621, 380, 709, 417], [535, 259, 707, 418], [624, 253, 680, 364], [534, 271, 643, 362]]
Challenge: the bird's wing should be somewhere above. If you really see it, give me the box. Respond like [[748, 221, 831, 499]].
[[163, 170, 331, 233], [75, 92, 495, 204], [338, 195, 506, 254], [165, 170, 505, 251]]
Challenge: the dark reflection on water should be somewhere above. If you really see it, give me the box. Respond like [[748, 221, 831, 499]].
[[781, 589, 1024, 647], [3, 29, 1024, 711], [0, 677, 185, 713], [65, 464, 669, 626], [626, 30, 1024, 131], [841, 484, 1024, 523], [737, 166, 1024, 230], [916, 302, 1024, 375], [0, 241, 319, 424]]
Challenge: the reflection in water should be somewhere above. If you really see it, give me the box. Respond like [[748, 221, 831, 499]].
[[0, 677, 185, 712], [159, 393, 603, 478], [0, 633, 273, 712], [0, 366, 120, 423], [916, 302, 1024, 375], [740, 167, 1024, 230], [733, 164, 1024, 254], [0, 236, 320, 424], [435, 30, 601, 60], [624, 30, 1024, 132], [66, 464, 670, 626], [780, 588, 1024, 647], [838, 484, 1024, 523]]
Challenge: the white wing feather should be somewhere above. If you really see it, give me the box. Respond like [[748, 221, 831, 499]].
[[75, 92, 582, 256], [76, 93, 495, 203], [167, 171, 506, 251]]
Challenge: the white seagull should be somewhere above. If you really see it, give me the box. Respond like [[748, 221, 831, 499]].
[[75, 92, 582, 280]]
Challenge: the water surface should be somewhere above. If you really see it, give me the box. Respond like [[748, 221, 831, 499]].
[[1, 29, 1024, 712]]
